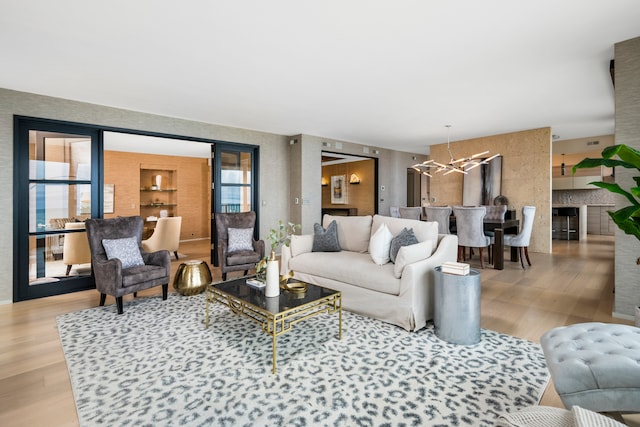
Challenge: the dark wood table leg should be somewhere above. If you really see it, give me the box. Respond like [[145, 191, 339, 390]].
[[511, 246, 519, 262], [494, 228, 504, 270]]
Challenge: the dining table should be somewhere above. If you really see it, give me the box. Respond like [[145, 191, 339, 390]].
[[450, 217, 520, 270]]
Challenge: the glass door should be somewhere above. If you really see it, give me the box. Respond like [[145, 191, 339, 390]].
[[211, 143, 259, 265], [14, 118, 101, 301]]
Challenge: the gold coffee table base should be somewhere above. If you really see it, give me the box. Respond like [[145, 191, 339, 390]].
[[205, 278, 342, 374]]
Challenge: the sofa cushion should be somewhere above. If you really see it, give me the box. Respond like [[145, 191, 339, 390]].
[[322, 214, 372, 253], [369, 222, 393, 265], [289, 251, 401, 295], [290, 234, 314, 257], [312, 220, 341, 252], [102, 236, 145, 269], [372, 214, 438, 244], [393, 240, 434, 279], [389, 227, 418, 263], [227, 227, 254, 252]]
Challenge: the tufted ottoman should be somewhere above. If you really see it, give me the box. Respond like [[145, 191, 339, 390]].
[[540, 322, 640, 413]]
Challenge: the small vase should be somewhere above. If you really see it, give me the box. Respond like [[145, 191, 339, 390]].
[[155, 174, 162, 190], [265, 259, 280, 297]]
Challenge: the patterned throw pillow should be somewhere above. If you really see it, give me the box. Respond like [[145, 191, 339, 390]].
[[102, 236, 145, 269], [389, 227, 418, 263], [228, 227, 254, 252], [312, 220, 341, 252]]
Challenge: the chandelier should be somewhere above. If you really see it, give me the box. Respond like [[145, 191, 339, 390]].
[[412, 125, 500, 176]]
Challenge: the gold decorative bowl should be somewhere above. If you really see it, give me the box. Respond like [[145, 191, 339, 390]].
[[280, 271, 308, 294], [173, 260, 212, 296]]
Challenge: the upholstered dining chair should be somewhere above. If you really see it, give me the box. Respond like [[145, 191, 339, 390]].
[[390, 206, 401, 218], [504, 206, 536, 269], [424, 206, 452, 234], [215, 211, 265, 281], [453, 206, 491, 268], [399, 206, 422, 220], [141, 216, 182, 260], [85, 216, 170, 314], [62, 221, 92, 275]]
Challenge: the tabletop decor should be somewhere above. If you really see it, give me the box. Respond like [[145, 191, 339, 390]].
[[263, 220, 300, 297]]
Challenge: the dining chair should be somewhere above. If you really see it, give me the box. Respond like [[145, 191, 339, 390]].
[[62, 221, 92, 275], [141, 216, 182, 260], [424, 206, 452, 234], [399, 206, 422, 220], [504, 206, 536, 269], [390, 206, 401, 218], [453, 206, 491, 268]]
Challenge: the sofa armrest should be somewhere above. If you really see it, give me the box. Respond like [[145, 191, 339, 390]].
[[400, 234, 459, 322]]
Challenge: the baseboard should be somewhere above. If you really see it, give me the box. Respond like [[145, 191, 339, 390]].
[[0, 299, 12, 305], [612, 311, 635, 322]]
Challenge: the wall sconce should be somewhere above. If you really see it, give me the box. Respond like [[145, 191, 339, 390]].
[[321, 176, 328, 186], [349, 173, 361, 184]]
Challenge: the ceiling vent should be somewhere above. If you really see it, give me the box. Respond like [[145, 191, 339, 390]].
[[587, 140, 600, 146]]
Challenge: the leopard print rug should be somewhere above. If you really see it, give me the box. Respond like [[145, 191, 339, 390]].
[[57, 293, 549, 426]]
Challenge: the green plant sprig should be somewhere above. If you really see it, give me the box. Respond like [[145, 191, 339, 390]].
[[573, 144, 640, 240], [267, 220, 300, 252]]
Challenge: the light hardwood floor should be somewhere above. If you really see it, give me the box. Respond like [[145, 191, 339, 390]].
[[0, 236, 637, 426]]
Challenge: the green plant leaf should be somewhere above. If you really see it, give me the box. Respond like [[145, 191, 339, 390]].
[[601, 144, 640, 168], [588, 181, 639, 206], [572, 158, 633, 174], [608, 206, 640, 240]]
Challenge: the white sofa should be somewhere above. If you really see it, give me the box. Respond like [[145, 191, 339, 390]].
[[280, 214, 458, 331]]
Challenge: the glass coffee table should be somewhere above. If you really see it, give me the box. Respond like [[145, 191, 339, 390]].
[[205, 276, 342, 374]]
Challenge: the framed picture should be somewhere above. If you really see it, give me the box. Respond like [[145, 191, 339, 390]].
[[331, 175, 347, 204], [462, 156, 502, 206], [104, 184, 115, 214]]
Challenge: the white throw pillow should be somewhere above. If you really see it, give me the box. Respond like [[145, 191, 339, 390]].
[[102, 236, 144, 269], [368, 223, 393, 265], [393, 240, 435, 279], [228, 227, 254, 252], [290, 234, 314, 257]]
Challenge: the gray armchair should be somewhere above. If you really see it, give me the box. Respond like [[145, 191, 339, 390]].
[[453, 206, 491, 268], [215, 211, 265, 281], [85, 216, 170, 314]]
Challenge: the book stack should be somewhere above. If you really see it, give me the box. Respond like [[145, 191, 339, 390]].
[[246, 278, 266, 289], [441, 261, 470, 276]]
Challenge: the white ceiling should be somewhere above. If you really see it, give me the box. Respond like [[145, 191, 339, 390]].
[[2, 1, 640, 154]]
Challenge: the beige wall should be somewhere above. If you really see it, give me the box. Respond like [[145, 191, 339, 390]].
[[613, 36, 640, 319], [289, 134, 430, 234], [429, 127, 552, 254], [104, 151, 210, 240], [0, 87, 290, 303], [321, 159, 375, 216]]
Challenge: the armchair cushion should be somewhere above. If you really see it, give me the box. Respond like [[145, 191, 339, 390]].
[[227, 227, 254, 252], [102, 236, 145, 269], [312, 220, 341, 252], [389, 227, 418, 263]]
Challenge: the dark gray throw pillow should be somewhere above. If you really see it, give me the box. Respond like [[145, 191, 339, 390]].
[[389, 227, 418, 263], [312, 220, 341, 252]]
